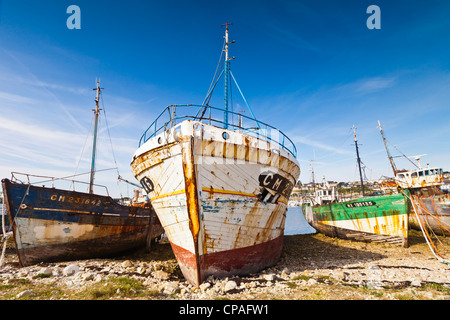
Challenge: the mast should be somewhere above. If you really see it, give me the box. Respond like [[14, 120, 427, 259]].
[[352, 126, 365, 196], [377, 120, 398, 175], [310, 160, 316, 192], [222, 22, 234, 129], [89, 80, 103, 194]]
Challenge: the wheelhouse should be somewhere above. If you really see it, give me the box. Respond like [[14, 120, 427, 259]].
[[395, 167, 444, 189]]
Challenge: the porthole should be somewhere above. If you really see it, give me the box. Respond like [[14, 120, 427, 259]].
[[222, 132, 229, 140], [157, 137, 162, 144]]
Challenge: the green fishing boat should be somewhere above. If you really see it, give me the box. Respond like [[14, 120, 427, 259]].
[[304, 191, 409, 247], [303, 126, 410, 247]]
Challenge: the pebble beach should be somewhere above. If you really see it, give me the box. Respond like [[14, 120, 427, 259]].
[[0, 228, 448, 301]]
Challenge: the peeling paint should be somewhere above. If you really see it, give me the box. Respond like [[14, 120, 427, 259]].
[[305, 192, 409, 247], [2, 178, 163, 266], [131, 120, 300, 286]]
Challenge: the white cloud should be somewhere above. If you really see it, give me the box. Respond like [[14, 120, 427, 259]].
[[291, 134, 352, 155], [355, 77, 396, 94]]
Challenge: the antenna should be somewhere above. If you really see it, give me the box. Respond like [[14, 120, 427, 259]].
[[352, 126, 365, 196], [310, 160, 316, 192], [408, 154, 427, 168], [222, 22, 235, 129], [222, 22, 235, 62]]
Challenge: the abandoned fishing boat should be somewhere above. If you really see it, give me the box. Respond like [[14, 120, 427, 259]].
[[131, 24, 300, 286], [1, 82, 163, 267], [378, 121, 450, 236], [304, 126, 409, 247]]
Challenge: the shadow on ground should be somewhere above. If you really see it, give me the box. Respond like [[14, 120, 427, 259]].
[[282, 233, 387, 272]]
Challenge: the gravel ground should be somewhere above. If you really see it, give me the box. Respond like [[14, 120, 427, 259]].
[[0, 229, 449, 301]]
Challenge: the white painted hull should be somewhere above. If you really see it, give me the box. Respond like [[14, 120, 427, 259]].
[[131, 120, 300, 286]]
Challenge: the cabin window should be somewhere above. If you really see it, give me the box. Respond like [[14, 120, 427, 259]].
[[425, 170, 429, 176], [429, 169, 435, 175], [398, 173, 405, 180], [419, 171, 424, 177], [411, 172, 418, 178]]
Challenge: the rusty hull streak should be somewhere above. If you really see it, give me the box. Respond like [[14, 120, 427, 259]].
[[2, 178, 161, 267], [181, 136, 202, 286], [131, 123, 300, 286]]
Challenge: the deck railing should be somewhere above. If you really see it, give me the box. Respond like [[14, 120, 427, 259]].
[[138, 104, 297, 158], [10, 172, 110, 196]]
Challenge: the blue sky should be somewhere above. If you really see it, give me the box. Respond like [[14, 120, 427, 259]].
[[0, 0, 449, 197]]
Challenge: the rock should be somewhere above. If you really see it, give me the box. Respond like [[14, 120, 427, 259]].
[[411, 280, 422, 287], [280, 268, 289, 279], [307, 278, 317, 286], [137, 267, 146, 275], [37, 267, 52, 276], [17, 270, 28, 278], [52, 268, 63, 277], [63, 264, 80, 276], [81, 271, 95, 281], [199, 282, 211, 291], [224, 280, 237, 292], [93, 274, 103, 282], [16, 290, 32, 298], [152, 270, 170, 280], [263, 274, 276, 281], [122, 260, 133, 268], [331, 270, 345, 281], [163, 283, 179, 295]]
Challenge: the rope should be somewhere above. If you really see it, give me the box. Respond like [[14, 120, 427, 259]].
[[413, 195, 447, 248], [0, 184, 32, 267], [430, 197, 450, 232], [73, 112, 95, 190], [100, 96, 124, 199], [402, 191, 450, 265], [0, 199, 9, 267], [203, 39, 226, 105], [413, 195, 450, 234]]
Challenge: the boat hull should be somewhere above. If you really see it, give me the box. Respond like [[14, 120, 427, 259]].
[[131, 120, 300, 286], [304, 193, 409, 247], [409, 193, 450, 236], [2, 179, 164, 266]]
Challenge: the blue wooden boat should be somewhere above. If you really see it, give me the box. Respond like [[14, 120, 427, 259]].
[[1, 81, 163, 266]]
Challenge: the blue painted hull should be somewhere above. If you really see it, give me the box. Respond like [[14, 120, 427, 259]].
[[2, 178, 164, 266]]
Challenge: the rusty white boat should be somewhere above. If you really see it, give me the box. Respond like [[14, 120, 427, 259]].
[[2, 82, 164, 267], [378, 121, 450, 236], [131, 24, 300, 286]]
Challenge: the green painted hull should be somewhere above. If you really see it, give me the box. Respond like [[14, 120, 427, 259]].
[[304, 192, 410, 247]]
